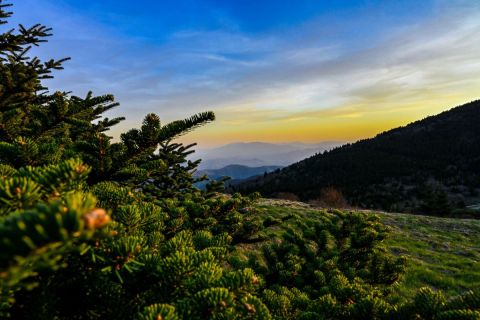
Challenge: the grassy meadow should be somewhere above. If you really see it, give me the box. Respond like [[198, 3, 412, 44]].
[[240, 199, 480, 301]]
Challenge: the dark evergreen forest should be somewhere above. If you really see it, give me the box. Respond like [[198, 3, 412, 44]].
[[236, 100, 480, 216]]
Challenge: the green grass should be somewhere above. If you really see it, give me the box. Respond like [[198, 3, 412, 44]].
[[247, 199, 480, 299], [380, 211, 480, 299]]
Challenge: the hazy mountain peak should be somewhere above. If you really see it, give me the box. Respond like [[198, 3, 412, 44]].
[[194, 141, 344, 169]]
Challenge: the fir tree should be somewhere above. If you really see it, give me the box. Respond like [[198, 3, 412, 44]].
[[0, 2, 266, 318]]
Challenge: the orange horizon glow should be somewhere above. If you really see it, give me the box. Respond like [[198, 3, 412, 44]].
[[28, 0, 480, 150], [176, 93, 480, 148]]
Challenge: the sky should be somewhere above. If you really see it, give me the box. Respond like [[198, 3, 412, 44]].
[[7, 0, 480, 148]]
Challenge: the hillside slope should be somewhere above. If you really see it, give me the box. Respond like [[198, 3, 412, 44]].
[[244, 199, 480, 300], [235, 100, 480, 214]]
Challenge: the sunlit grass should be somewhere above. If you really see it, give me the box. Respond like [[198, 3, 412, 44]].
[[381, 212, 480, 299], [245, 199, 480, 300]]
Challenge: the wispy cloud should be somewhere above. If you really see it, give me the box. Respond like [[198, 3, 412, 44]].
[[8, 0, 480, 147]]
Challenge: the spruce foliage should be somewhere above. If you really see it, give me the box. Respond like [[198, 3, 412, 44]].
[[0, 1, 479, 319], [0, 3, 264, 318]]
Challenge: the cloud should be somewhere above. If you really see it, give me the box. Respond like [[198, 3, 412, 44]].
[[7, 0, 480, 146]]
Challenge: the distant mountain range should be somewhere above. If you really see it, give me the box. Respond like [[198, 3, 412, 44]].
[[194, 164, 283, 190], [194, 141, 343, 169], [197, 164, 283, 181], [234, 100, 480, 216]]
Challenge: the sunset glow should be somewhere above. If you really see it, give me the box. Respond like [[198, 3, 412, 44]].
[[12, 0, 480, 148]]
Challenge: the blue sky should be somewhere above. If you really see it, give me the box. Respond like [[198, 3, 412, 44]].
[[7, 0, 480, 147]]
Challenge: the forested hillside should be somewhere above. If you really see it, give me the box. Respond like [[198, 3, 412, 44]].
[[1, 2, 479, 319], [235, 100, 480, 215]]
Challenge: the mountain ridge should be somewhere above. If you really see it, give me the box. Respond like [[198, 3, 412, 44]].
[[234, 99, 480, 215], [197, 164, 283, 180], [195, 141, 344, 169]]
